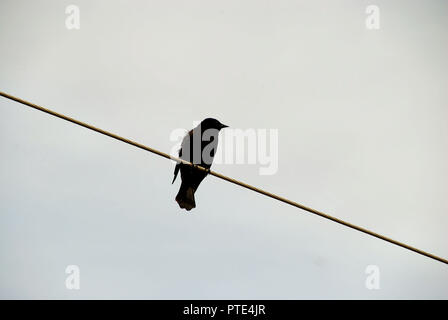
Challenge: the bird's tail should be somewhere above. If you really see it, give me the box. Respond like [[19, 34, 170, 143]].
[[175, 183, 196, 211]]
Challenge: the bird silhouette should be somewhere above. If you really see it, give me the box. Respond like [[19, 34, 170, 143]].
[[172, 118, 228, 211]]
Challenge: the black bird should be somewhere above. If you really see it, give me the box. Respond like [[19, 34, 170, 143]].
[[172, 118, 228, 211]]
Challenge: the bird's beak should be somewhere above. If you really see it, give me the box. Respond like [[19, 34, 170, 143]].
[[221, 124, 229, 129]]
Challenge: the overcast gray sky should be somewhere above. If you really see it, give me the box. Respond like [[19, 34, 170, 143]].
[[1, 0, 447, 299]]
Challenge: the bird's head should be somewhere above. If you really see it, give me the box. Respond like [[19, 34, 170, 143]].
[[200, 118, 228, 131]]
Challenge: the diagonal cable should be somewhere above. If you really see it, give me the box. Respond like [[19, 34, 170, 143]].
[[1, 90, 447, 265]]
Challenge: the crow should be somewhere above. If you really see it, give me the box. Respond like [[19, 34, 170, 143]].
[[172, 118, 228, 211]]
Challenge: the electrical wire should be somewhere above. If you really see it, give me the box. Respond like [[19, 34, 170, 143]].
[[1, 90, 447, 266]]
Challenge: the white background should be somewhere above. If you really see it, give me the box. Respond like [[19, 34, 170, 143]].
[[0, 0, 447, 298]]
